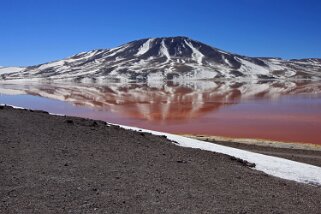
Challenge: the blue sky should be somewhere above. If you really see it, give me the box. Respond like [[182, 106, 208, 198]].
[[1, 0, 321, 66]]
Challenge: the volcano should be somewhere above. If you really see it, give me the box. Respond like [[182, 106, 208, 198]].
[[2, 36, 321, 82]]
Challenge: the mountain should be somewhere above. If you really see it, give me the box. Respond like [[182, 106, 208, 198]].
[[1, 36, 321, 82]]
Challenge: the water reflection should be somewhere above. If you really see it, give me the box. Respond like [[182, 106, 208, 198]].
[[1, 80, 321, 144], [1, 80, 321, 123]]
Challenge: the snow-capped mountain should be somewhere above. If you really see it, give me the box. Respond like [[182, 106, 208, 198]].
[[1, 36, 321, 82]]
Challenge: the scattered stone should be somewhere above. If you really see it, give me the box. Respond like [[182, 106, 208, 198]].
[[91, 121, 98, 127], [230, 156, 256, 168], [113, 125, 120, 130], [171, 140, 179, 144], [65, 119, 74, 124], [29, 109, 49, 114]]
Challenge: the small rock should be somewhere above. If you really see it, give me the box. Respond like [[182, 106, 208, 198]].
[[230, 156, 256, 168], [65, 119, 74, 124], [91, 121, 98, 127], [33, 110, 49, 114]]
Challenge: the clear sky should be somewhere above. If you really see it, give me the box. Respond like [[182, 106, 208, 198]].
[[1, 0, 321, 66]]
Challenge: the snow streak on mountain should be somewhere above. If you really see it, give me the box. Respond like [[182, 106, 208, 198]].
[[1, 37, 321, 82]]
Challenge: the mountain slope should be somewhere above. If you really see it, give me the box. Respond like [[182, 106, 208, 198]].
[[2, 37, 321, 82], [0, 66, 25, 75]]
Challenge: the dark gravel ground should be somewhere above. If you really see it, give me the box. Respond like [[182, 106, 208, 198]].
[[1, 106, 321, 213]]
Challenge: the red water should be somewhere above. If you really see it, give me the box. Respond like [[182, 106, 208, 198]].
[[1, 81, 321, 145], [76, 96, 321, 145]]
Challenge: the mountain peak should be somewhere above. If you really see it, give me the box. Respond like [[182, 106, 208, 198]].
[[1, 37, 321, 82], [134, 36, 192, 42], [156, 36, 193, 41]]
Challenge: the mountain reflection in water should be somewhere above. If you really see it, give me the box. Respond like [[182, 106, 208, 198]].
[[1, 80, 321, 144]]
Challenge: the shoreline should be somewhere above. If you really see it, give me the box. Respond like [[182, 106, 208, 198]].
[[182, 134, 321, 151], [183, 134, 321, 167], [3, 103, 321, 174], [1, 105, 321, 212]]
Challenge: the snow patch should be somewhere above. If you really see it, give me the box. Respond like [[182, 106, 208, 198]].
[[238, 58, 270, 77], [38, 61, 65, 70], [136, 39, 154, 56], [160, 40, 171, 61], [118, 125, 321, 186], [107, 45, 129, 57], [0, 67, 25, 74], [185, 40, 204, 65]]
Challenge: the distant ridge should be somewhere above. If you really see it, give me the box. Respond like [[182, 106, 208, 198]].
[[1, 37, 321, 82]]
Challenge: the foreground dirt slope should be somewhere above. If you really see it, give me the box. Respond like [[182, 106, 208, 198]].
[[1, 106, 321, 213]]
